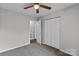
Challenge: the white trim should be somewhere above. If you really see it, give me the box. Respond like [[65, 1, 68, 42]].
[[0, 42, 30, 53], [60, 49, 77, 56], [36, 40, 41, 45]]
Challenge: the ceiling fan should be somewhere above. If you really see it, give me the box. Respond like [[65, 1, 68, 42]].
[[24, 3, 51, 14]]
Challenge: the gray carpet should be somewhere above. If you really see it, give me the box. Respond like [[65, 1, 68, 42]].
[[0, 42, 71, 56]]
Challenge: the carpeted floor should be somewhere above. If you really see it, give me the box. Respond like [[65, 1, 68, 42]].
[[0, 41, 71, 56]]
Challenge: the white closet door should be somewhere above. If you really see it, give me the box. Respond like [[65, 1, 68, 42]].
[[45, 20, 52, 46], [44, 18, 60, 49]]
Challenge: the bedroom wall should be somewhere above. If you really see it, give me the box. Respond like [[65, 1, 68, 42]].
[[41, 4, 79, 55], [0, 8, 35, 53]]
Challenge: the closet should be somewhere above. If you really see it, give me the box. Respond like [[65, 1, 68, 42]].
[[44, 18, 60, 49]]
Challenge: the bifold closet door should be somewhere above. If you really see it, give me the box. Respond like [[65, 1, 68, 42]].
[[44, 18, 60, 49]]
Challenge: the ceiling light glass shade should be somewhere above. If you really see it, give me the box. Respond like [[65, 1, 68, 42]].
[[34, 4, 39, 9]]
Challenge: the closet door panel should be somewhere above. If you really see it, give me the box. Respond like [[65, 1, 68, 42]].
[[44, 18, 60, 49], [45, 20, 52, 46], [51, 19, 60, 49]]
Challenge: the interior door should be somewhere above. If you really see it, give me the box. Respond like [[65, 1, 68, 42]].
[[44, 18, 60, 49], [35, 20, 41, 44]]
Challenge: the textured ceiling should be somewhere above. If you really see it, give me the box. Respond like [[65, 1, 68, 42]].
[[0, 3, 77, 18]]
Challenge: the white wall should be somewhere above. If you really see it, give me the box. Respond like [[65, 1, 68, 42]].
[[0, 8, 34, 53], [42, 4, 79, 55]]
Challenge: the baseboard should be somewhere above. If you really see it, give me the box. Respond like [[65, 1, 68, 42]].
[[60, 49, 77, 56], [36, 41, 41, 45], [0, 42, 30, 53]]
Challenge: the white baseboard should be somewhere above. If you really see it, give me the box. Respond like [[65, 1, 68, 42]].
[[36, 40, 41, 45], [60, 49, 77, 56], [0, 42, 30, 53]]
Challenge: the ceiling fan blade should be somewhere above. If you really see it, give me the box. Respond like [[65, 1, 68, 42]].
[[36, 9, 39, 14], [40, 5, 51, 10], [24, 5, 33, 9]]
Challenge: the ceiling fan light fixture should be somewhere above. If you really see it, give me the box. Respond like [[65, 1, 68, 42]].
[[34, 4, 39, 9]]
